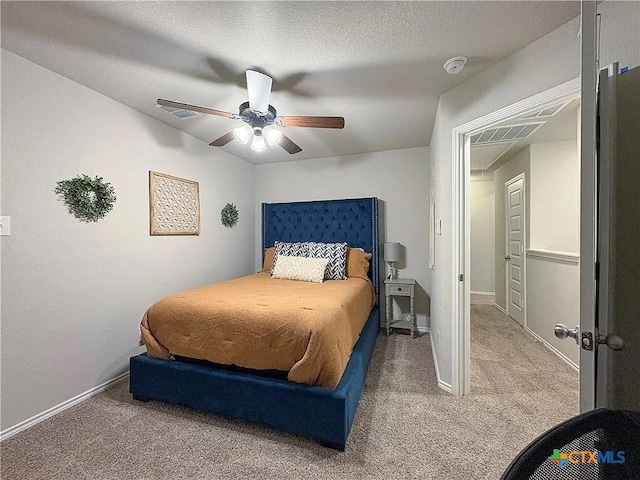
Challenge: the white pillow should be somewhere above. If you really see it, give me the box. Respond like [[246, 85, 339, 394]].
[[271, 255, 329, 283]]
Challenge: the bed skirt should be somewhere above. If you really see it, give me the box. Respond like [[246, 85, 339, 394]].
[[129, 307, 380, 450]]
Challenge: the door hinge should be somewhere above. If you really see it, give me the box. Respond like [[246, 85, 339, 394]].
[[459, 274, 464, 282]]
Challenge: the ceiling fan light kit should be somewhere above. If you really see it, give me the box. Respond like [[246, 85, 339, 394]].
[[233, 124, 253, 144], [263, 126, 282, 146], [250, 130, 267, 152], [443, 56, 467, 75], [157, 69, 345, 154]]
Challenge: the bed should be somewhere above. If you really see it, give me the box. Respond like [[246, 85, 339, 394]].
[[129, 197, 384, 450]]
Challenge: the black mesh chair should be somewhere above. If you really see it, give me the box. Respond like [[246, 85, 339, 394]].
[[501, 409, 640, 480]]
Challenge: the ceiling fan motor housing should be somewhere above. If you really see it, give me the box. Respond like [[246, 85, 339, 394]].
[[239, 101, 277, 129]]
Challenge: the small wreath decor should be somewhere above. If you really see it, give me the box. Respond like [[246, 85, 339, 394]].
[[55, 174, 116, 223], [221, 202, 239, 228]]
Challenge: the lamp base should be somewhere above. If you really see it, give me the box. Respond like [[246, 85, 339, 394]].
[[388, 263, 399, 280]]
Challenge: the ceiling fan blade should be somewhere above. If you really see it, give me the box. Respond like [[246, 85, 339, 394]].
[[246, 70, 272, 113], [278, 116, 345, 129], [209, 131, 235, 147], [279, 133, 302, 154], [157, 99, 236, 119]]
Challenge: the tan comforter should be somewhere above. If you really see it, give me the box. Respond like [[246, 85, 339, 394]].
[[140, 273, 375, 388]]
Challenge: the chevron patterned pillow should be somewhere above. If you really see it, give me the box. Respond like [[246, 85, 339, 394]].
[[271, 255, 329, 283], [307, 242, 348, 280], [269, 241, 309, 276]]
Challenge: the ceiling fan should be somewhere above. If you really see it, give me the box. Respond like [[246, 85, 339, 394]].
[[156, 70, 345, 154]]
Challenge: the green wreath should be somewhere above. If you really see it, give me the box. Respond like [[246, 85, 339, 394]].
[[55, 174, 116, 223], [221, 203, 239, 228]]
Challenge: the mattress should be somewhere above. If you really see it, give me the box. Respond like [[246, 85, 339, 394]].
[[140, 272, 375, 388]]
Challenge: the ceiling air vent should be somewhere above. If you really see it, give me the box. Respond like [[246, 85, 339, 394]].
[[155, 104, 201, 119], [521, 102, 567, 119], [470, 122, 544, 145]]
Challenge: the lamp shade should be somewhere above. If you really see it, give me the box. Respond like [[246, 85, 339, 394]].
[[384, 242, 402, 263]]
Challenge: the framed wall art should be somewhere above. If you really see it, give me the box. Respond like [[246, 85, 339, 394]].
[[149, 171, 200, 235]]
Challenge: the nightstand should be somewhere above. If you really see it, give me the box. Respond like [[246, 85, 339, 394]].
[[384, 278, 416, 337]]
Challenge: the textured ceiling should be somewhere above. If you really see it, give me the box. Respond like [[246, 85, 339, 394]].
[[1, 1, 581, 165]]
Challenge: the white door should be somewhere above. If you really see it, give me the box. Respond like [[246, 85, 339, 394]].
[[505, 175, 525, 326]]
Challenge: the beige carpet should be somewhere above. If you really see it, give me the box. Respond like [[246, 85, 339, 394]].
[[1, 305, 578, 479]]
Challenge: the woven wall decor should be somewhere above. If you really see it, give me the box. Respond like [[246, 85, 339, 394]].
[[149, 171, 200, 235]]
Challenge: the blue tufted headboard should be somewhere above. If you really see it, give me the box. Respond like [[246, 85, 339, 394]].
[[262, 197, 384, 306]]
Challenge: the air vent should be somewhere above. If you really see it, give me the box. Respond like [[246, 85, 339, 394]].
[[155, 104, 201, 119], [470, 122, 544, 145], [521, 102, 566, 119]]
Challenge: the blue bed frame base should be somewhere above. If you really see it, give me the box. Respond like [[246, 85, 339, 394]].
[[130, 307, 379, 450], [130, 197, 384, 450]]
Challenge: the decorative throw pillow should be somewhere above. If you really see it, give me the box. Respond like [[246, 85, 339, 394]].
[[346, 248, 372, 281], [271, 255, 329, 283], [262, 247, 276, 272], [270, 242, 309, 276], [306, 242, 348, 280]]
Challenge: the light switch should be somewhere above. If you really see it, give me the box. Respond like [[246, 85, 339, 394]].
[[0, 216, 10, 236], [435, 219, 442, 235]]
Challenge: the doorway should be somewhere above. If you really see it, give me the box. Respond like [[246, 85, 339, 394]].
[[453, 78, 582, 396], [465, 91, 582, 419]]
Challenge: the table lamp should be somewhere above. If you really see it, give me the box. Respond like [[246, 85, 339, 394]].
[[384, 242, 402, 280]]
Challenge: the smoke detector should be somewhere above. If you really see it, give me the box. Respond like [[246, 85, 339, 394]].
[[443, 56, 467, 75]]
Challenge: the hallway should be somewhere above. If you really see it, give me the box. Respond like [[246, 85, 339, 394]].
[[471, 304, 579, 403]]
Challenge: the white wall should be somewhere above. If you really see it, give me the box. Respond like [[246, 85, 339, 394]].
[[429, 1, 640, 387], [526, 139, 580, 365], [0, 50, 255, 432], [254, 147, 431, 331], [529, 140, 580, 252], [470, 178, 495, 294], [526, 259, 580, 365]]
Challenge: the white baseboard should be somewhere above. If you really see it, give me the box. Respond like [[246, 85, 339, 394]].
[[470, 291, 495, 296], [0, 372, 129, 442], [524, 327, 579, 372], [493, 303, 507, 314], [429, 333, 453, 394]]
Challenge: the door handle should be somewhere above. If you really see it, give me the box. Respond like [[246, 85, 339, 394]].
[[554, 324, 579, 344], [597, 333, 626, 351], [504, 255, 511, 260]]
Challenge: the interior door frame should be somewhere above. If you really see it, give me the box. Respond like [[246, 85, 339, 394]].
[[504, 173, 527, 327], [579, 0, 598, 413], [451, 79, 581, 396]]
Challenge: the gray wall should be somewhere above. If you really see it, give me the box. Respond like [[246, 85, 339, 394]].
[[470, 178, 495, 294], [0, 50, 256, 431], [254, 147, 431, 331], [428, 1, 640, 385]]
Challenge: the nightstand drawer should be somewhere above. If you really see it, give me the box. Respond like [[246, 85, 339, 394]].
[[386, 284, 413, 296]]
